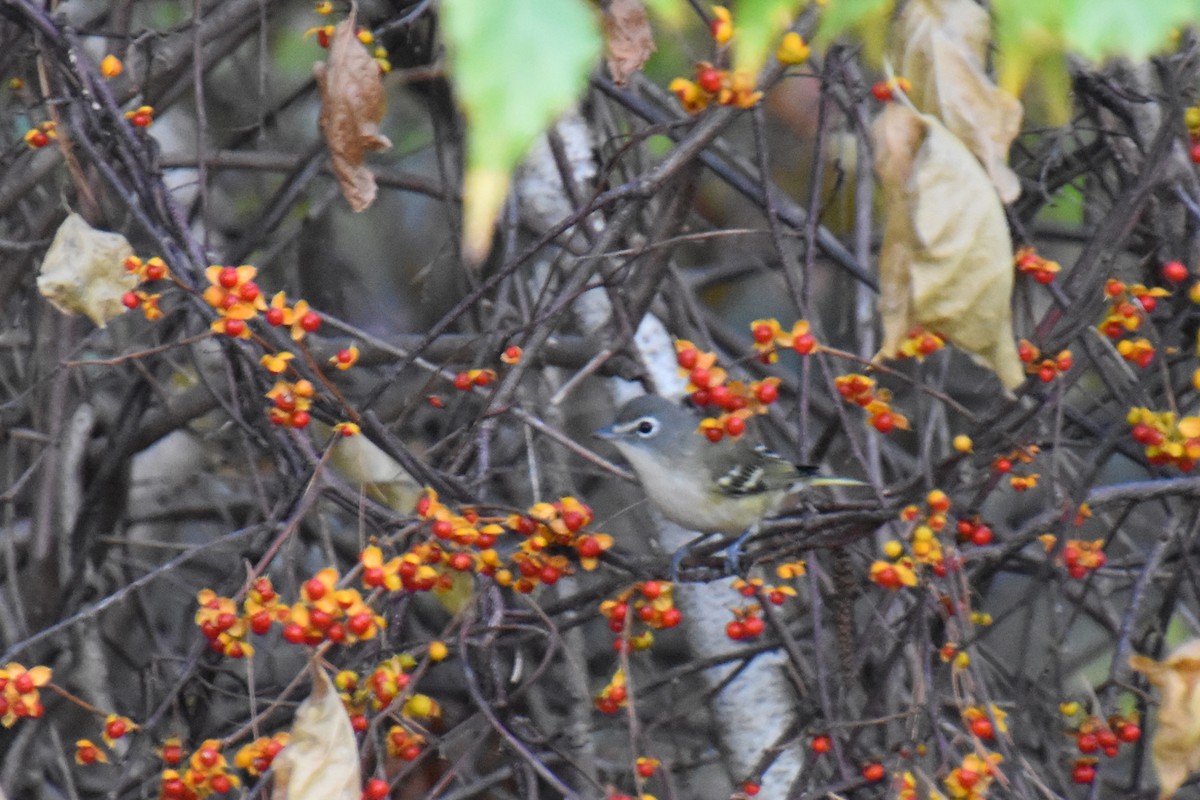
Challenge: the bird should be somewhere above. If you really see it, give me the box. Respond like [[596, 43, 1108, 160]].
[[595, 394, 864, 537]]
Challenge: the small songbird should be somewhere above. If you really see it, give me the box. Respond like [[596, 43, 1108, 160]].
[[595, 394, 863, 535]]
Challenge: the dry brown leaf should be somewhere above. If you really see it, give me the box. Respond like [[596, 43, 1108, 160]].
[[1130, 639, 1200, 799], [603, 0, 655, 86], [271, 662, 360, 800], [314, 9, 392, 212], [873, 102, 1024, 390], [37, 213, 136, 328], [891, 0, 1023, 203]]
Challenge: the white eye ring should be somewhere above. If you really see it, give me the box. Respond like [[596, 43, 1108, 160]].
[[635, 417, 658, 437]]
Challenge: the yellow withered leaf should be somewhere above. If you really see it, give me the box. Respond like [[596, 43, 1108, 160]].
[[891, 0, 1023, 202], [872, 103, 1024, 390], [37, 213, 136, 328], [271, 662, 360, 800], [1130, 639, 1200, 799], [314, 9, 392, 213]]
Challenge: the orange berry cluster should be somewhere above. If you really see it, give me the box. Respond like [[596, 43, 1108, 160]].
[[595, 668, 628, 715], [942, 752, 1004, 799], [873, 491, 954, 590], [232, 733, 288, 776], [121, 255, 170, 320], [124, 104, 154, 128], [1014, 246, 1061, 285], [265, 378, 315, 429], [1127, 407, 1200, 470], [452, 368, 496, 391], [1039, 535, 1106, 579], [870, 76, 912, 102], [600, 581, 683, 654], [23, 120, 56, 148], [1098, 278, 1168, 367], [1062, 705, 1141, 785], [955, 516, 994, 547], [75, 739, 108, 765], [724, 606, 766, 641], [896, 326, 946, 360], [0, 662, 50, 727], [158, 739, 239, 799], [834, 373, 909, 433], [991, 444, 1040, 491], [675, 339, 780, 441], [666, 6, 778, 114], [194, 577, 288, 658], [750, 318, 816, 362], [962, 705, 1006, 741], [283, 568, 385, 646], [305, 15, 390, 72], [733, 575, 798, 606], [1016, 339, 1072, 383]]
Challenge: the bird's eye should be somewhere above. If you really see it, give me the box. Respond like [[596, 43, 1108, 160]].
[[636, 418, 658, 436]]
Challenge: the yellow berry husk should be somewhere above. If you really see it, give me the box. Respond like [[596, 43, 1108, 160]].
[[883, 540, 904, 559], [953, 434, 973, 453]]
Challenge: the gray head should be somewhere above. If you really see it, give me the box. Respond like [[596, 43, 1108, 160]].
[[594, 395, 701, 462]]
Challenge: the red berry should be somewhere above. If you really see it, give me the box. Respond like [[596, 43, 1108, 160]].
[[198, 746, 219, 768], [122, 291, 140, 309], [105, 718, 127, 740], [250, 610, 271, 634], [363, 777, 389, 800], [210, 774, 232, 793], [223, 318, 246, 337], [726, 620, 746, 640], [266, 307, 285, 326], [793, 333, 816, 354], [239, 282, 260, 302], [400, 744, 421, 761], [725, 416, 746, 436], [872, 412, 895, 433], [755, 382, 778, 404], [78, 745, 98, 764], [304, 577, 327, 600], [742, 782, 760, 796], [28, 130, 49, 148], [1038, 364, 1057, 383], [453, 372, 472, 391], [970, 718, 994, 740], [704, 427, 724, 443], [697, 66, 722, 93], [994, 458, 1012, 473], [677, 348, 698, 370], [218, 266, 239, 288], [637, 761, 656, 778], [753, 324, 774, 343], [1096, 728, 1118, 749], [1034, 269, 1055, 285], [132, 112, 151, 128], [1138, 295, 1158, 313], [577, 536, 602, 559], [1076, 732, 1098, 753], [562, 510, 585, 531], [661, 607, 682, 627], [690, 367, 711, 388], [1072, 762, 1096, 784], [145, 262, 166, 281], [290, 410, 310, 429], [691, 389, 711, 406], [1118, 723, 1141, 743], [539, 565, 561, 584], [642, 581, 663, 599], [325, 622, 346, 642], [970, 525, 993, 546], [871, 81, 892, 101], [709, 384, 732, 408], [811, 735, 832, 754], [449, 552, 473, 571], [282, 623, 305, 643], [957, 769, 980, 789], [300, 310, 321, 332], [742, 616, 765, 637], [348, 612, 373, 636], [861, 762, 886, 783], [162, 778, 186, 798], [14, 673, 34, 694]]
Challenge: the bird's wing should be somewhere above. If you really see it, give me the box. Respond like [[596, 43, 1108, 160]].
[[710, 442, 804, 496]]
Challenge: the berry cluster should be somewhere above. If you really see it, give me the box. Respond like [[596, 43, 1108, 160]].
[[873, 491, 958, 590], [991, 445, 1040, 491], [232, 733, 288, 776], [1062, 705, 1141, 785], [962, 705, 1006, 741], [942, 752, 1004, 799], [158, 740, 239, 799], [594, 667, 628, 715], [600, 581, 683, 654], [749, 317, 816, 362], [452, 368, 496, 391], [1039, 536, 1106, 579], [23, 120, 56, 149], [120, 255, 171, 320], [896, 326, 946, 360], [0, 662, 50, 728], [1097, 278, 1168, 367], [674, 339, 780, 441], [1127, 406, 1200, 471], [124, 104, 154, 128], [1016, 340, 1072, 383], [1014, 246, 1061, 284], [834, 373, 909, 433], [305, 14, 391, 73], [667, 7, 774, 113]]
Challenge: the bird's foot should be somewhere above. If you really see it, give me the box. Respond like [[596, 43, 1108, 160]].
[[723, 523, 762, 577], [669, 532, 719, 583]]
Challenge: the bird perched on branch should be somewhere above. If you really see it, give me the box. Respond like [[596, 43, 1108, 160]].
[[595, 394, 864, 536]]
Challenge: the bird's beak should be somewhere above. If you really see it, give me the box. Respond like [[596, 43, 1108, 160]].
[[593, 425, 616, 440]]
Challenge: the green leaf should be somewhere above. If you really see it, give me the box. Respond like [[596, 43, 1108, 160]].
[[731, 0, 805, 78], [1061, 0, 1199, 60], [813, 0, 891, 43], [440, 0, 601, 261], [643, 0, 689, 29]]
